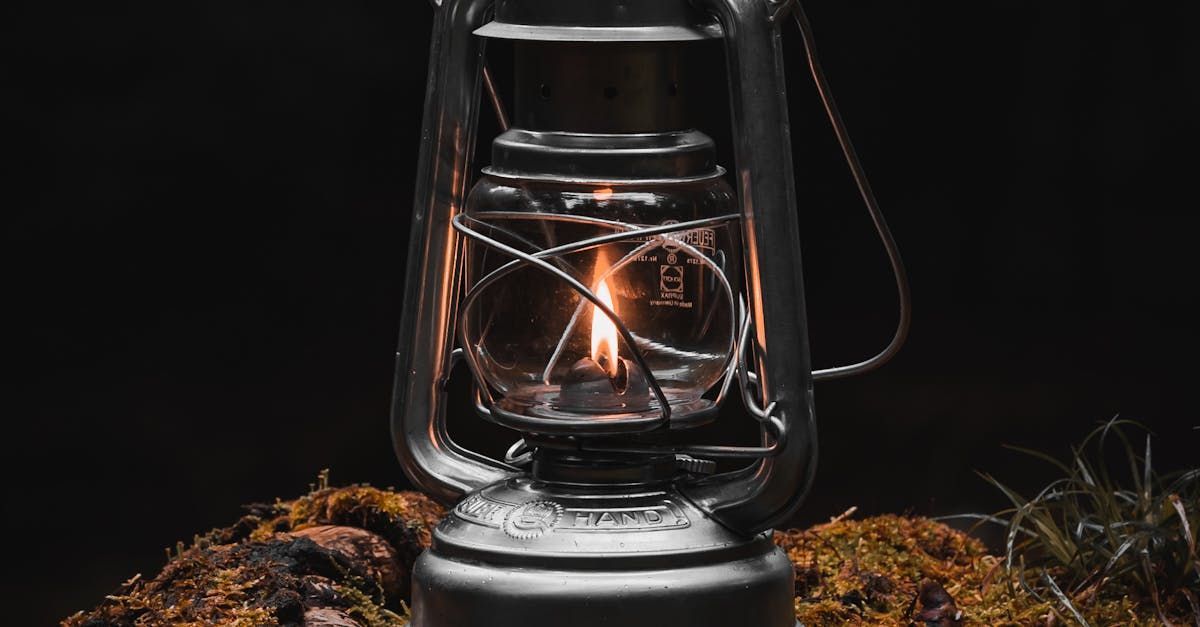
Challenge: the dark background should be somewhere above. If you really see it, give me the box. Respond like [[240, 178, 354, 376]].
[[8, 1, 1199, 624]]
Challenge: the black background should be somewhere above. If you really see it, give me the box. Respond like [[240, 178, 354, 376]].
[[8, 2, 1199, 624]]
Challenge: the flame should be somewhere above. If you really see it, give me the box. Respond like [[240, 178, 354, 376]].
[[589, 251, 620, 378]]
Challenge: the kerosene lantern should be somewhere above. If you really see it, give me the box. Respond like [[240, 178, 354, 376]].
[[391, 0, 908, 625]]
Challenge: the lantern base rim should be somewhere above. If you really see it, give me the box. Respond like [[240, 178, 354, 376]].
[[410, 476, 797, 626]]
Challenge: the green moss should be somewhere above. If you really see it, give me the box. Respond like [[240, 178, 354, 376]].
[[248, 482, 445, 549], [63, 478, 444, 627], [64, 472, 1190, 625], [332, 583, 410, 627], [778, 513, 1187, 625]]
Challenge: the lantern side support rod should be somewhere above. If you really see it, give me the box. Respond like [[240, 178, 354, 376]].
[[683, 0, 818, 536], [391, 0, 520, 507], [482, 64, 510, 131]]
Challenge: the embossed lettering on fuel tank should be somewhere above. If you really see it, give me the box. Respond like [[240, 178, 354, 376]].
[[556, 501, 690, 533], [457, 496, 691, 537], [502, 501, 564, 539], [454, 494, 515, 528]]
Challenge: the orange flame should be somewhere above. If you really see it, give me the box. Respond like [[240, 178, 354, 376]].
[[589, 251, 620, 378]]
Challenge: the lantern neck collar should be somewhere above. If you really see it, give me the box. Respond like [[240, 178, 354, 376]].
[[529, 444, 679, 486]]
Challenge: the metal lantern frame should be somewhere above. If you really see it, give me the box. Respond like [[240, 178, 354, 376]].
[[392, 0, 908, 542], [389, 1, 913, 624]]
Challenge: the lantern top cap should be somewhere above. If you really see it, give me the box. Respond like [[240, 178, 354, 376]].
[[475, 0, 723, 42]]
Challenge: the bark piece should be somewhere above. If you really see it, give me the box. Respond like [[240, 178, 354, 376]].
[[288, 525, 403, 602], [304, 608, 363, 627]]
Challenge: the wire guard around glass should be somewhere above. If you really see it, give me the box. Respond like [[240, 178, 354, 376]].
[[453, 211, 742, 436]]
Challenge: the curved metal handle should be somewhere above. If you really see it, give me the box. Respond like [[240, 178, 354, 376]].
[[788, 3, 911, 383], [681, 0, 818, 535], [391, 0, 518, 506]]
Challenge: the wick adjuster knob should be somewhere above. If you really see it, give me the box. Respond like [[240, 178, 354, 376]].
[[675, 455, 717, 475]]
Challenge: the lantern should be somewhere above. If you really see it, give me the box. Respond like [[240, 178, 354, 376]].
[[391, 0, 909, 625]]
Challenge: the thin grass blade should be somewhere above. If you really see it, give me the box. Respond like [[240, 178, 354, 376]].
[[1178, 587, 1199, 627], [1144, 435, 1154, 509], [1141, 549, 1174, 627], [1003, 444, 1073, 474], [1169, 493, 1199, 581], [1041, 570, 1092, 627]]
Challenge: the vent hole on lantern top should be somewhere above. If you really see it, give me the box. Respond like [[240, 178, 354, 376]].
[[539, 83, 552, 101]]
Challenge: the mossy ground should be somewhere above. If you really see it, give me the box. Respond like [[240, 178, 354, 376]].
[[779, 513, 1182, 625], [63, 480, 443, 627], [65, 482, 1185, 625]]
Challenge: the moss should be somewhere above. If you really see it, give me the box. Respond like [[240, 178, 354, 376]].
[[63, 480, 444, 627], [331, 583, 410, 627], [64, 479, 1188, 625], [778, 513, 1188, 625], [247, 482, 445, 567]]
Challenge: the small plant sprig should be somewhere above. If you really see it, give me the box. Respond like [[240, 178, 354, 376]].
[[980, 418, 1199, 625]]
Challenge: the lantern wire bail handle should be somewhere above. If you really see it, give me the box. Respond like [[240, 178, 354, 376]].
[[786, 1, 913, 381]]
